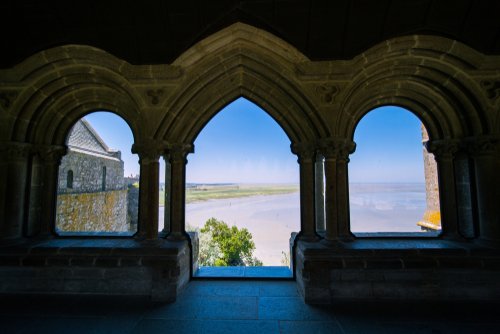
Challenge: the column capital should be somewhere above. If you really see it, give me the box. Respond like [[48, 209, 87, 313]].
[[291, 142, 316, 162], [425, 139, 460, 160], [0, 141, 33, 161], [132, 140, 167, 164], [33, 145, 67, 164], [317, 138, 356, 161], [462, 136, 500, 157], [167, 143, 194, 163]]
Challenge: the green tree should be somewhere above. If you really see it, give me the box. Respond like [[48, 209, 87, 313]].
[[200, 218, 262, 266]]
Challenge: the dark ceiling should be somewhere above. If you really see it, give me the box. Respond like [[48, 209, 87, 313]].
[[2, 0, 500, 68]]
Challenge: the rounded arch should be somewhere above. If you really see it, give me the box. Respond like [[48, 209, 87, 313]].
[[338, 35, 492, 141], [156, 23, 327, 146], [9, 45, 144, 145]]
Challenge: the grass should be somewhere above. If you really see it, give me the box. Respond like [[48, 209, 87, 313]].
[[159, 184, 299, 206]]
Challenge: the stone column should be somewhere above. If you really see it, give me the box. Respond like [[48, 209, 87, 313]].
[[133, 144, 162, 240], [320, 139, 356, 242], [314, 154, 325, 233], [426, 140, 461, 240], [466, 136, 500, 244], [37, 145, 66, 237], [159, 155, 172, 236], [0, 142, 31, 239], [291, 143, 318, 241], [167, 144, 193, 241]]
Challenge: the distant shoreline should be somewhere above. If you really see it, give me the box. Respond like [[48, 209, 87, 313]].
[[159, 183, 300, 205], [157, 182, 426, 206]]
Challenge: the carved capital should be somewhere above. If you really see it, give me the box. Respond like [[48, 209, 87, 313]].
[[291, 142, 316, 163], [0, 142, 32, 161], [462, 136, 500, 157], [425, 139, 460, 160], [132, 141, 166, 164], [34, 145, 67, 165], [168, 143, 194, 163], [318, 138, 356, 161]]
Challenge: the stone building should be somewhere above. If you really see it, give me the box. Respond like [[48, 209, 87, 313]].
[[56, 119, 130, 233], [0, 0, 499, 311], [418, 125, 441, 231]]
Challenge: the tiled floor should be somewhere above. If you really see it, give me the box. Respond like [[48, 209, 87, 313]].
[[1, 281, 499, 333]]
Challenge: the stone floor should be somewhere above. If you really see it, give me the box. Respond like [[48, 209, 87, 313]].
[[1, 280, 499, 334], [194, 266, 293, 278]]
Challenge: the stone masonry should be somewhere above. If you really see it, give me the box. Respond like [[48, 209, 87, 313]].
[[418, 125, 441, 230], [56, 119, 133, 233]]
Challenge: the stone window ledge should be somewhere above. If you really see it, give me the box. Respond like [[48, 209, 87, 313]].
[[0, 238, 190, 266], [297, 239, 500, 270]]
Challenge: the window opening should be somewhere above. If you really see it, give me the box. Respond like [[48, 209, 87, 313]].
[[102, 166, 107, 191], [348, 106, 441, 236], [186, 97, 299, 278], [55, 112, 139, 236], [67, 170, 73, 189]]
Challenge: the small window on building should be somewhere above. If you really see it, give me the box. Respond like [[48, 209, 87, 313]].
[[67, 170, 73, 189], [102, 166, 107, 191]]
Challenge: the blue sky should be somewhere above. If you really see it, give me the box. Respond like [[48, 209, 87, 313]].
[[82, 99, 426, 184]]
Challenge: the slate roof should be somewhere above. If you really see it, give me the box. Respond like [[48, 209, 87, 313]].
[[66, 119, 121, 160]]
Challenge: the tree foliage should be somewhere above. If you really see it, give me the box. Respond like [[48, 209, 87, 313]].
[[199, 218, 262, 266]]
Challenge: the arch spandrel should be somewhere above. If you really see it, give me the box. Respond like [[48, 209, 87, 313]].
[[173, 22, 309, 68]]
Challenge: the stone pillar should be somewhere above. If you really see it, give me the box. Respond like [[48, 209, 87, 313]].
[[291, 143, 318, 241], [426, 140, 461, 240], [26, 155, 44, 236], [466, 136, 500, 244], [314, 154, 325, 233], [320, 139, 356, 242], [167, 144, 192, 241], [37, 145, 66, 237], [0, 142, 31, 239], [133, 145, 161, 240], [160, 155, 172, 236]]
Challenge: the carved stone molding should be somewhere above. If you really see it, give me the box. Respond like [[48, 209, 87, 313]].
[[167, 143, 194, 164], [132, 141, 167, 164], [315, 84, 339, 104], [425, 139, 460, 160], [0, 142, 32, 161], [291, 142, 316, 163], [0, 90, 18, 110], [462, 136, 500, 156], [480, 80, 500, 101], [318, 138, 356, 161], [34, 145, 67, 165], [146, 89, 164, 105]]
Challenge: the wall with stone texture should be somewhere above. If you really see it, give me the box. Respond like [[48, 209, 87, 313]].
[[56, 189, 129, 232], [58, 150, 124, 194], [419, 126, 441, 230]]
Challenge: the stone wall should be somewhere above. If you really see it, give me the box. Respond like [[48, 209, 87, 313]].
[[127, 184, 139, 231], [56, 189, 129, 232], [418, 126, 441, 230], [58, 150, 124, 194]]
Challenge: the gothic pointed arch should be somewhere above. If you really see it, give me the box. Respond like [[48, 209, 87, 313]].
[[156, 23, 328, 146]]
